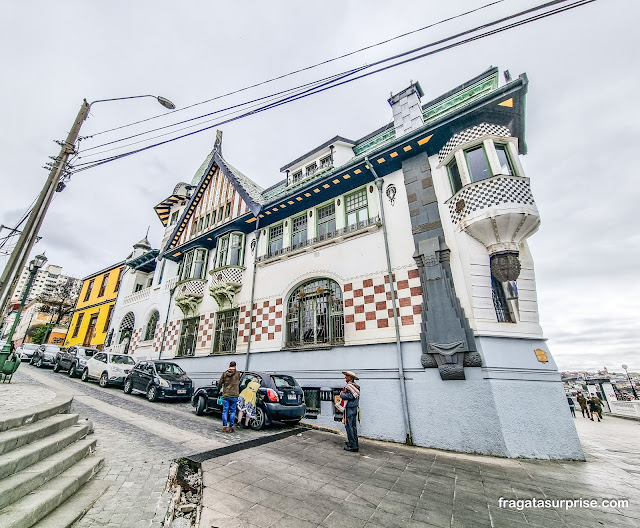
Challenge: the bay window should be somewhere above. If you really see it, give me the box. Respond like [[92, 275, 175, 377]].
[[215, 232, 246, 268], [180, 248, 209, 280]]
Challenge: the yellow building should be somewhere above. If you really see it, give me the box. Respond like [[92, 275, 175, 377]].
[[65, 261, 125, 350]]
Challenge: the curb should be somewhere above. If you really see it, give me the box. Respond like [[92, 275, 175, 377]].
[[0, 395, 73, 433]]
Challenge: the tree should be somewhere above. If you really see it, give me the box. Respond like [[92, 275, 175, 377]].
[[35, 277, 80, 325], [31, 323, 55, 344]]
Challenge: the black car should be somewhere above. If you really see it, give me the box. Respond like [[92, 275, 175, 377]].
[[191, 371, 306, 430], [54, 345, 98, 377], [30, 344, 61, 368], [124, 361, 194, 402]]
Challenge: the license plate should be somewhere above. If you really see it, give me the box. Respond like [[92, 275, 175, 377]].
[[177, 389, 187, 394], [287, 394, 297, 401]]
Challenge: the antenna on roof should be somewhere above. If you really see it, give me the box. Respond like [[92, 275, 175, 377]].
[[503, 70, 512, 83]]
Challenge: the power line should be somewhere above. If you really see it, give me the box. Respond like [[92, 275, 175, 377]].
[[81, 0, 505, 140], [69, 0, 595, 176]]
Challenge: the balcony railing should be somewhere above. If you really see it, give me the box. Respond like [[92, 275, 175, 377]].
[[174, 279, 207, 299], [210, 266, 244, 288], [123, 287, 151, 307], [163, 275, 179, 293], [256, 216, 380, 263]]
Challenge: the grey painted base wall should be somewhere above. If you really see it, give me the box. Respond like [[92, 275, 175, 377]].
[[173, 336, 584, 460]]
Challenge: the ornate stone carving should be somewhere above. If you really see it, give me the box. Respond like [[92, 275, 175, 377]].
[[490, 251, 521, 282], [175, 295, 202, 318], [209, 282, 239, 308]]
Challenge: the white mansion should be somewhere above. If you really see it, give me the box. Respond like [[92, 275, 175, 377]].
[[105, 67, 583, 460]]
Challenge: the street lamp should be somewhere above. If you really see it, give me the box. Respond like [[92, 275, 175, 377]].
[[0, 254, 47, 379], [621, 364, 638, 400], [0, 94, 175, 320]]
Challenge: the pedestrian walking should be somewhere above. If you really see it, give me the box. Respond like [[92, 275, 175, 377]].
[[237, 378, 261, 428], [577, 394, 590, 418], [340, 370, 360, 452], [567, 395, 576, 417], [588, 397, 602, 422], [218, 361, 241, 433]]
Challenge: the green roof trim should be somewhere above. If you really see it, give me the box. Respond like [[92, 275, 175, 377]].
[[422, 71, 498, 125], [352, 127, 396, 156]]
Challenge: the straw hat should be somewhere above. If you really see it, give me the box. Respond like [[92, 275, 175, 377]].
[[342, 371, 359, 380]]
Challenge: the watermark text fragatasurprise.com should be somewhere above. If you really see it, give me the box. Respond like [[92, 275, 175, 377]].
[[498, 497, 629, 511]]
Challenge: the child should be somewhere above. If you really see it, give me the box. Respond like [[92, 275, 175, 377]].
[[237, 379, 261, 428]]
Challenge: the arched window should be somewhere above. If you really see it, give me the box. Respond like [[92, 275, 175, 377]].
[[144, 310, 160, 341], [286, 278, 344, 348], [118, 312, 135, 353]]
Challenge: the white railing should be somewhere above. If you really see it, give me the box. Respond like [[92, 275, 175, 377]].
[[163, 275, 179, 293], [122, 287, 151, 306]]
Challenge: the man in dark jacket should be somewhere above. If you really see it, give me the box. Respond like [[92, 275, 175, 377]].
[[218, 361, 241, 432], [341, 370, 360, 452]]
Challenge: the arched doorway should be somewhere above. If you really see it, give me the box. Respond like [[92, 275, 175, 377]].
[[118, 312, 135, 353]]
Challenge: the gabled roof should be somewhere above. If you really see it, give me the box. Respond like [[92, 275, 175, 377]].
[[160, 131, 266, 258]]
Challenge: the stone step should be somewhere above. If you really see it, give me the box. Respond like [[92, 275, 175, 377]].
[[0, 396, 73, 433], [31, 478, 110, 528], [0, 421, 92, 480], [0, 455, 104, 528], [0, 414, 79, 456], [0, 437, 98, 511]]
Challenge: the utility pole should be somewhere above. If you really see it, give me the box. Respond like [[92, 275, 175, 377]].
[[0, 100, 90, 314]]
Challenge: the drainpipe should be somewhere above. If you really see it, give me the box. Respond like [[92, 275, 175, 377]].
[[244, 217, 261, 371], [365, 157, 414, 446], [158, 283, 177, 360]]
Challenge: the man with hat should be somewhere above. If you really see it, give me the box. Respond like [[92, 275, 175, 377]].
[[340, 370, 360, 452]]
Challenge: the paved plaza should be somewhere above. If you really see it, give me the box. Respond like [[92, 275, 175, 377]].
[[5, 365, 640, 528]]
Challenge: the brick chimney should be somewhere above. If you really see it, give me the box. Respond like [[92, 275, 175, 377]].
[[387, 82, 425, 137]]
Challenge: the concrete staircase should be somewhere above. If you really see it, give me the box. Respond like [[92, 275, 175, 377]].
[[0, 395, 108, 528]]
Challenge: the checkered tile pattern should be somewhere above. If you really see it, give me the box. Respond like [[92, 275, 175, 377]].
[[238, 298, 283, 342], [129, 328, 142, 353], [153, 323, 165, 353], [162, 320, 181, 352], [198, 312, 216, 349], [448, 176, 535, 224], [438, 123, 511, 162], [343, 269, 423, 331]]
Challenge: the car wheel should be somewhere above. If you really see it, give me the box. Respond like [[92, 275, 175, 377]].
[[53, 361, 61, 373], [195, 395, 206, 415], [99, 372, 109, 388], [124, 378, 133, 394], [68, 363, 77, 377], [250, 406, 266, 430], [147, 385, 158, 402], [81, 368, 89, 382]]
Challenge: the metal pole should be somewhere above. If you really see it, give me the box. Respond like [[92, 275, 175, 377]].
[[2, 263, 38, 353], [0, 100, 90, 313], [624, 368, 638, 400], [365, 157, 414, 445], [244, 219, 261, 371]]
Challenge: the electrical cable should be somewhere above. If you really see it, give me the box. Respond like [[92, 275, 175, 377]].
[[81, 0, 505, 140], [69, 0, 595, 175], [75, 0, 588, 162], [76, 67, 369, 157]]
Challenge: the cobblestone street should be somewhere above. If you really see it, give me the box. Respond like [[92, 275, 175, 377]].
[[13, 364, 286, 528]]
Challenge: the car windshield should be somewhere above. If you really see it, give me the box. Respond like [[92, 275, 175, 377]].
[[81, 349, 97, 357], [24, 344, 39, 349], [271, 375, 298, 389], [43, 346, 59, 352], [110, 355, 135, 365], [155, 363, 185, 375]]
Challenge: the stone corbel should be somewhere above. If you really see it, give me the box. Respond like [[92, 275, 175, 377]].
[[174, 295, 202, 319], [209, 283, 239, 308]]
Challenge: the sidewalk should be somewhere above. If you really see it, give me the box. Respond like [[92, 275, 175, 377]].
[[198, 417, 640, 528], [0, 380, 57, 415]]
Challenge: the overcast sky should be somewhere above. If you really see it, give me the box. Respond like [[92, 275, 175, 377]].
[[1, 0, 637, 371]]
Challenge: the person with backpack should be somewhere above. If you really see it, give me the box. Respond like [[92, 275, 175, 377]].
[[218, 361, 241, 433]]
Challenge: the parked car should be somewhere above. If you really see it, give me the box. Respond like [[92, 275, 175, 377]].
[[81, 351, 136, 387], [54, 345, 98, 377], [124, 361, 194, 402], [191, 371, 306, 430], [30, 344, 61, 368], [16, 343, 39, 360]]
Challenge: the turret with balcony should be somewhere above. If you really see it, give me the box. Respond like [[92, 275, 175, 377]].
[[442, 132, 539, 282]]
